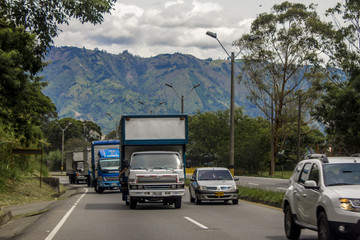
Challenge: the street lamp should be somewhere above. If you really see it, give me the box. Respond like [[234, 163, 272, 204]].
[[55, 121, 72, 174], [165, 83, 200, 113], [206, 30, 259, 176], [106, 112, 118, 139], [138, 101, 165, 114]]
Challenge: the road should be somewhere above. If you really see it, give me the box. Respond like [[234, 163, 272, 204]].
[[16, 180, 317, 240]]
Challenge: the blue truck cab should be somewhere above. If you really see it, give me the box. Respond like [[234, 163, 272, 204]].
[[91, 140, 121, 193]]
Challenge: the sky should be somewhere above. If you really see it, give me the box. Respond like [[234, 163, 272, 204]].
[[53, 0, 341, 60]]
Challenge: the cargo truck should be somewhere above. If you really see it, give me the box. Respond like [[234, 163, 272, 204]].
[[65, 151, 89, 184], [91, 140, 121, 193], [119, 115, 188, 209]]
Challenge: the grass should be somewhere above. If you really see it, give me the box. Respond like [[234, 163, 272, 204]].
[[0, 175, 59, 208]]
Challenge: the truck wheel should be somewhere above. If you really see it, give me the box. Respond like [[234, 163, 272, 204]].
[[284, 205, 301, 239], [232, 199, 239, 205], [129, 197, 137, 209], [174, 197, 182, 209], [318, 211, 337, 240]]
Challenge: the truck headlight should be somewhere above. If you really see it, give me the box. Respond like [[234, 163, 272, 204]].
[[98, 176, 104, 181], [340, 198, 360, 212]]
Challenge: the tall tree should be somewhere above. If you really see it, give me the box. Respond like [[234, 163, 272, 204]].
[[312, 1, 360, 154], [235, 2, 328, 175]]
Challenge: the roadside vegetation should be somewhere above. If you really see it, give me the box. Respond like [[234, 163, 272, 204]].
[[237, 187, 284, 208]]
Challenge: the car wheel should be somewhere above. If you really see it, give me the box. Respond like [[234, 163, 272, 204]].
[[195, 195, 201, 205], [189, 189, 195, 203], [284, 205, 301, 239], [318, 211, 337, 240]]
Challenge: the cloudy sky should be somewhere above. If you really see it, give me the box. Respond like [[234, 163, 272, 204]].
[[53, 0, 340, 60]]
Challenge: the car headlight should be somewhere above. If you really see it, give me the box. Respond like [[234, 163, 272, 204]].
[[340, 198, 360, 212], [230, 185, 238, 190], [199, 185, 207, 191]]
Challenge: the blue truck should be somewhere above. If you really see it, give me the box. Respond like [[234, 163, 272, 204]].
[[119, 115, 188, 209], [91, 140, 121, 193]]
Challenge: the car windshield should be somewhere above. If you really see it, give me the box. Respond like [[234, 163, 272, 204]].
[[198, 170, 233, 181], [131, 153, 182, 169], [324, 163, 360, 186], [99, 159, 120, 171]]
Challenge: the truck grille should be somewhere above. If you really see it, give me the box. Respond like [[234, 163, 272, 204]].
[[144, 185, 172, 190], [137, 175, 177, 183], [103, 177, 119, 181]]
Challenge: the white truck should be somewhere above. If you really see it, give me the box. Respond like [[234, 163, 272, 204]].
[[119, 115, 188, 209], [65, 151, 89, 184]]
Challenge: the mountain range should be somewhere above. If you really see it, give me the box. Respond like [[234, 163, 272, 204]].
[[41, 46, 261, 134]]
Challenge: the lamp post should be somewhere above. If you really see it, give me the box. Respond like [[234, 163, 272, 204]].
[[55, 121, 72, 174], [138, 101, 165, 114], [165, 83, 200, 113], [206, 31, 259, 176]]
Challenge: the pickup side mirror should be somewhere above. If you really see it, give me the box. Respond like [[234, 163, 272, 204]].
[[304, 180, 319, 190], [233, 177, 239, 181]]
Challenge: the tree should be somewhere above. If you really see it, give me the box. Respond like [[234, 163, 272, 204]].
[[235, 2, 328, 175], [312, 1, 360, 153], [0, 18, 57, 146], [1, 0, 116, 57]]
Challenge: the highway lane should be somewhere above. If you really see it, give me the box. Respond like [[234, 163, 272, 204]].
[[17, 185, 317, 240]]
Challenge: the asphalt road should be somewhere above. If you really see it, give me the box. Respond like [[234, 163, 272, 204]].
[[15, 181, 317, 240]]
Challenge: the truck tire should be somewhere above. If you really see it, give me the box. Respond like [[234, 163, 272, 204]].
[[174, 197, 181, 209], [129, 197, 137, 209]]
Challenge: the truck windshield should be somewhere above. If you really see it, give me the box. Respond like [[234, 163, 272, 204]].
[[324, 163, 360, 186], [131, 153, 182, 169], [99, 159, 120, 171]]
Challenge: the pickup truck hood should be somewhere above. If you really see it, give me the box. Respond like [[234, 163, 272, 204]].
[[328, 185, 360, 198]]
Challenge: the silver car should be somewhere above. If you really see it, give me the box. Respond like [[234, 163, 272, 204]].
[[189, 167, 239, 205]]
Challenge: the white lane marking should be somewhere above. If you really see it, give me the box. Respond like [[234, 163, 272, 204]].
[[277, 187, 288, 191], [45, 188, 88, 240], [184, 217, 209, 229], [248, 182, 259, 186]]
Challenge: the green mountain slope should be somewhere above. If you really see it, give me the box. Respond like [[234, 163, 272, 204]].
[[41, 46, 260, 134]]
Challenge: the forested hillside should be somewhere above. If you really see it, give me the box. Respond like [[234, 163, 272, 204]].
[[41, 47, 260, 133]]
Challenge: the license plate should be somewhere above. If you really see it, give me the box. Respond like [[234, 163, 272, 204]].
[[215, 192, 224, 196], [153, 192, 162, 196]]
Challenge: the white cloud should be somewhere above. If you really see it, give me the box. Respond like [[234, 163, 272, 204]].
[[53, 0, 341, 59]]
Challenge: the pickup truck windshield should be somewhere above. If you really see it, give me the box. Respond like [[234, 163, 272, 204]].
[[99, 159, 120, 171], [131, 153, 182, 169], [324, 163, 360, 186]]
